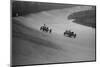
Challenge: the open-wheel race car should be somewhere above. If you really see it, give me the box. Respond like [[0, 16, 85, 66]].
[[64, 30, 76, 38], [40, 25, 52, 33]]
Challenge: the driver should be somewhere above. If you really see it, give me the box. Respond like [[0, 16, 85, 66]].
[[43, 24, 46, 29]]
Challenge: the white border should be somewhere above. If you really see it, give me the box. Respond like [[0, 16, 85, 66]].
[[0, 0, 100, 67]]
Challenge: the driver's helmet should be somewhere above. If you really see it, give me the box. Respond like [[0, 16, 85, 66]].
[[44, 24, 46, 26], [67, 30, 70, 33], [44, 24, 47, 27], [72, 32, 74, 34]]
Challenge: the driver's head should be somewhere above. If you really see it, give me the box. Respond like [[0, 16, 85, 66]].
[[44, 24, 46, 26]]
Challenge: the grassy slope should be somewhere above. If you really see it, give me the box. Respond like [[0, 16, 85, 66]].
[[68, 9, 96, 28], [12, 1, 76, 17]]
